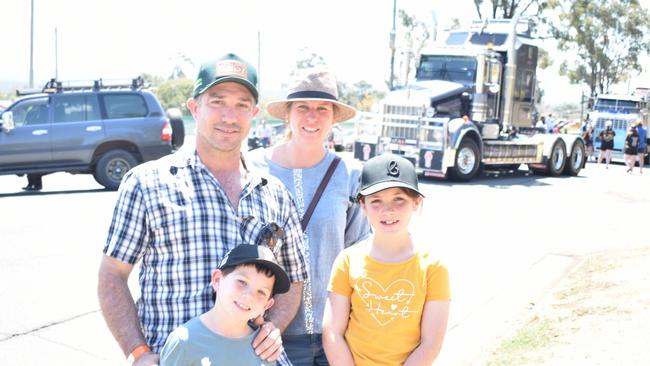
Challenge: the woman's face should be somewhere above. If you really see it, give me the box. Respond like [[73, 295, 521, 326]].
[[287, 100, 335, 146]]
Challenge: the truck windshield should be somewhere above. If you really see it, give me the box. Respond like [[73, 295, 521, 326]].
[[416, 56, 477, 85], [594, 98, 640, 113]]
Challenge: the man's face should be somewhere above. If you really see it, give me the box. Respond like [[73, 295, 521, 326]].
[[188, 82, 259, 154]]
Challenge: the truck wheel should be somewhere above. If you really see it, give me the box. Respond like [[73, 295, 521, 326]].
[[546, 139, 567, 176], [94, 150, 138, 190], [564, 139, 585, 176], [448, 139, 480, 181]]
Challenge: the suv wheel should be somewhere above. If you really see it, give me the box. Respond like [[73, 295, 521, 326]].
[[94, 150, 138, 190]]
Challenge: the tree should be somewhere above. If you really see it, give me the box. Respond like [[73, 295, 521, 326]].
[[549, 0, 650, 97], [155, 78, 194, 114], [395, 10, 431, 86], [285, 47, 327, 89], [472, 0, 547, 19], [140, 73, 165, 88], [338, 80, 385, 112], [169, 52, 195, 80], [0, 90, 14, 101]]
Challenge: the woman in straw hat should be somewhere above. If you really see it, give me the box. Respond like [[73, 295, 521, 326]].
[[247, 67, 370, 366]]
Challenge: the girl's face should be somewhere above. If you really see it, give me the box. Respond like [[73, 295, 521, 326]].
[[360, 187, 422, 235]]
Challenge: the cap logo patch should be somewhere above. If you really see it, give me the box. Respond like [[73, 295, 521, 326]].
[[387, 160, 400, 177], [215, 60, 247, 78]]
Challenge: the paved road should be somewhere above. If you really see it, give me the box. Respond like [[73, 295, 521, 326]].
[[0, 159, 647, 365]]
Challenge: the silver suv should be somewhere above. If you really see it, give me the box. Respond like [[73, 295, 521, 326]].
[[0, 78, 175, 190]]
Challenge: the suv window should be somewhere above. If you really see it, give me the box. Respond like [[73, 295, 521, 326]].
[[53, 95, 101, 123], [11, 97, 49, 126], [103, 94, 148, 119]]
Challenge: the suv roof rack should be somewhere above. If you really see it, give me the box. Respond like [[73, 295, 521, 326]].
[[16, 76, 146, 96]]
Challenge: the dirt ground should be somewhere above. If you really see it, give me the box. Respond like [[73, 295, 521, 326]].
[[485, 245, 650, 365]]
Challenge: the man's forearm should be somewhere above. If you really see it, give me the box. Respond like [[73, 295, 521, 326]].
[[267, 281, 303, 332], [98, 258, 147, 356]]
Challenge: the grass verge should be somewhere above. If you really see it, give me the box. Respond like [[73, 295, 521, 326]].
[[486, 315, 554, 366]]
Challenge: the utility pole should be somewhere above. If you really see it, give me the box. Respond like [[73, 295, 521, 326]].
[[580, 90, 584, 123], [29, 0, 34, 88], [389, 0, 396, 90], [55, 27, 58, 80], [257, 30, 261, 97]]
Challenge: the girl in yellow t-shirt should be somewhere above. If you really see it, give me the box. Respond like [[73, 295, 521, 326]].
[[323, 153, 450, 366]]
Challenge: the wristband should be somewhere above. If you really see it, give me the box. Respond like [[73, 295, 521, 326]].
[[126, 344, 151, 365]]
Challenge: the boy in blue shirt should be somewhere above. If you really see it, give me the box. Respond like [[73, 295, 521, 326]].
[[160, 244, 291, 365]]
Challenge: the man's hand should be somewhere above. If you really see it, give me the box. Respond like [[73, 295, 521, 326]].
[[133, 352, 159, 366], [251, 317, 284, 362]]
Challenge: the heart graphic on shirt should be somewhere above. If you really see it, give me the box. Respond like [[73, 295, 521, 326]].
[[355, 278, 417, 326]]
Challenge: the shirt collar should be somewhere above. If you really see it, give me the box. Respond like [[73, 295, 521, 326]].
[[171, 148, 268, 191]]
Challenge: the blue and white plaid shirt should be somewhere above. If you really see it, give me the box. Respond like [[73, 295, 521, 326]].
[[103, 148, 307, 362]]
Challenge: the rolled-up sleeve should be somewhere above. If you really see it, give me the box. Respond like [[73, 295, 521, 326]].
[[103, 169, 148, 264]]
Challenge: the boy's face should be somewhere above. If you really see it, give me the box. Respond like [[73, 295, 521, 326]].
[[212, 264, 275, 321]]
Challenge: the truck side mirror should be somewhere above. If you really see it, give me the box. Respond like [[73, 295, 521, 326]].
[[461, 92, 472, 117], [1, 111, 14, 132]]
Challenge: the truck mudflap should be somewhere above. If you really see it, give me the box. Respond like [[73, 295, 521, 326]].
[[418, 148, 443, 170], [418, 148, 445, 177], [353, 141, 378, 161]]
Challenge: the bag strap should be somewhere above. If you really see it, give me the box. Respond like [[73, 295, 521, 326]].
[[301, 156, 341, 231]]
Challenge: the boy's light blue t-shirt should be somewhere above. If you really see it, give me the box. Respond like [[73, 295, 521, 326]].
[[160, 317, 274, 366]]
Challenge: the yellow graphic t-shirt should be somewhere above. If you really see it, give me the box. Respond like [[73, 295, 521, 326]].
[[328, 243, 450, 366]]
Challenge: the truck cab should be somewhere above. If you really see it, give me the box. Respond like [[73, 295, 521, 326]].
[[590, 94, 648, 160]]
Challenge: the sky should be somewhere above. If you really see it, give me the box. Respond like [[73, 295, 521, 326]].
[[2, 0, 649, 106]]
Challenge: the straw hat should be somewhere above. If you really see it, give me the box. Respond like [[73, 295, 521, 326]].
[[266, 68, 356, 123]]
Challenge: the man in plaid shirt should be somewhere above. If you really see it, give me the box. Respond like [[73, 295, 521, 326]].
[[98, 53, 307, 366]]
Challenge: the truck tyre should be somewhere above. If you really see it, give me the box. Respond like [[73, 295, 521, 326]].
[[546, 139, 567, 176], [564, 139, 585, 176], [448, 138, 480, 181], [94, 149, 138, 190]]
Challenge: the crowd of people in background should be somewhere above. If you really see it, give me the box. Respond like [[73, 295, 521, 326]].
[[536, 113, 647, 174]]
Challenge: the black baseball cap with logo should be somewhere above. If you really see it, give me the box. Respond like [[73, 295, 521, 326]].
[[219, 244, 290, 294], [193, 53, 259, 102], [358, 153, 424, 198]]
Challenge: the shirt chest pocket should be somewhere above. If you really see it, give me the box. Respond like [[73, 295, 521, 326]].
[[147, 192, 193, 249]]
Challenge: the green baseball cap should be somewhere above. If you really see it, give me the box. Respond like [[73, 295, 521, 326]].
[[193, 53, 258, 102]]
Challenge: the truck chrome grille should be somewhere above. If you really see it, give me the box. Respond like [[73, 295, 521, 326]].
[[382, 104, 421, 141], [595, 118, 629, 130]]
